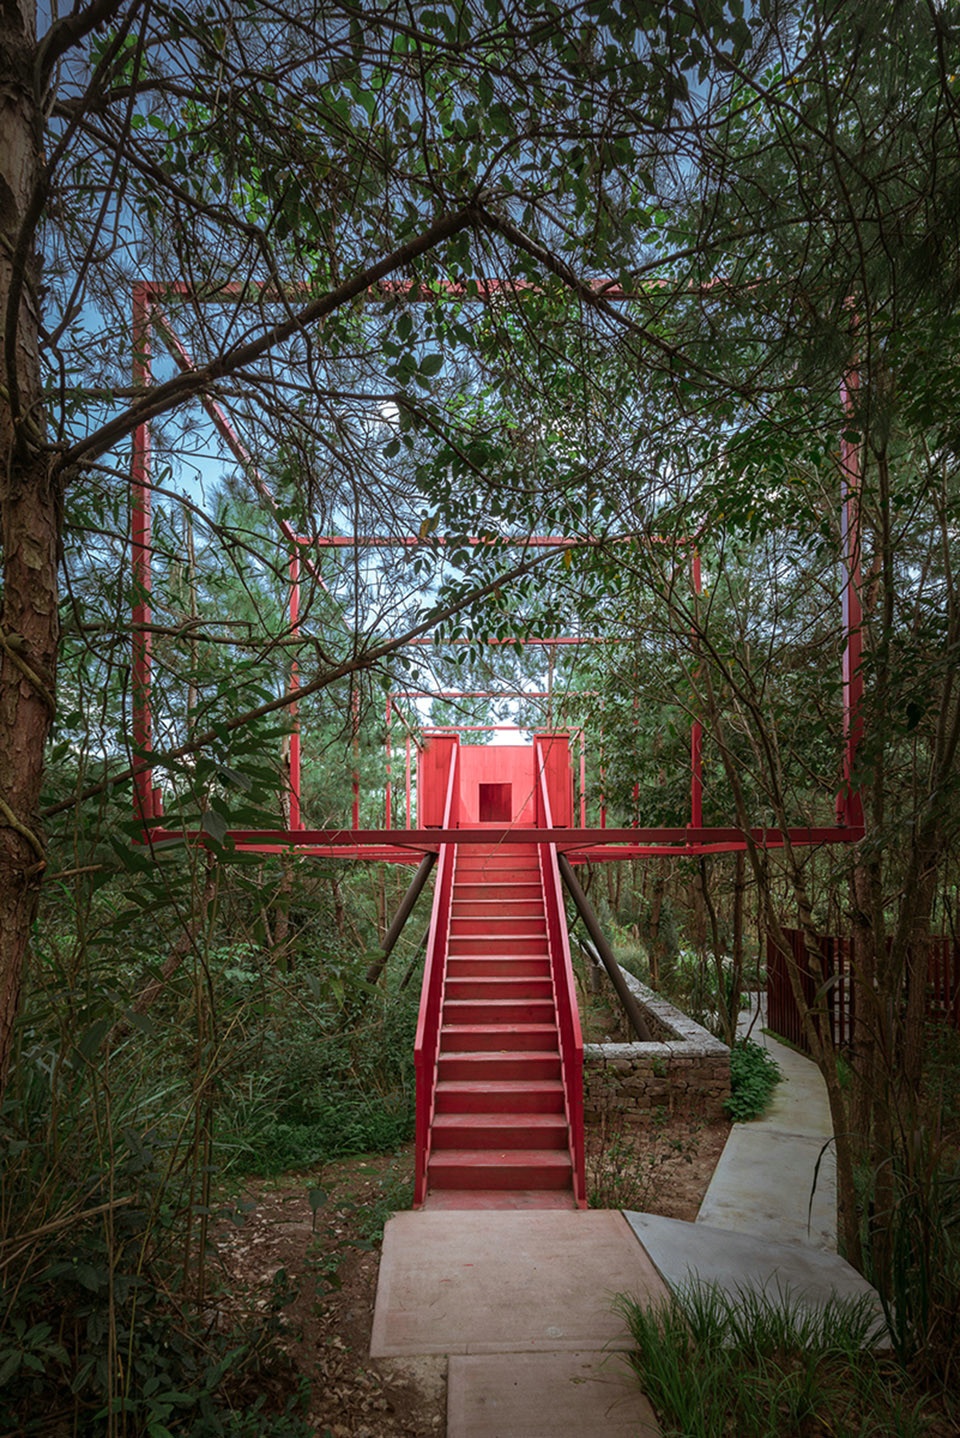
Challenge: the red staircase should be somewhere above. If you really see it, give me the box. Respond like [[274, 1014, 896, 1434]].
[[413, 735, 586, 1209], [426, 843, 575, 1203]]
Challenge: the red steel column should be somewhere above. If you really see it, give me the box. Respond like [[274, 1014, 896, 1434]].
[[288, 549, 302, 830], [598, 701, 606, 829], [405, 733, 412, 828], [579, 728, 587, 827], [131, 283, 155, 824], [690, 547, 704, 830], [385, 695, 392, 830]]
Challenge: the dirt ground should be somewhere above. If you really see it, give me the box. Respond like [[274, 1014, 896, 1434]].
[[214, 1113, 730, 1436]]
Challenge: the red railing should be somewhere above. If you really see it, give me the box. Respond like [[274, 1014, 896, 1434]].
[[927, 935, 960, 1028], [767, 929, 856, 1053], [768, 927, 960, 1055], [535, 740, 586, 1207], [413, 740, 459, 1206]]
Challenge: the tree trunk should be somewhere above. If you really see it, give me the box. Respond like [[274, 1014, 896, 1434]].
[[0, 5, 58, 1090]]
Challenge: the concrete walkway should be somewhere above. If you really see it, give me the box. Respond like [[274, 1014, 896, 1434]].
[[370, 995, 883, 1435], [697, 994, 837, 1249], [371, 1209, 662, 1436]]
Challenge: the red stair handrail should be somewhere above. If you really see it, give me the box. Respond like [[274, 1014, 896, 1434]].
[[535, 740, 587, 1207], [413, 741, 459, 1206]]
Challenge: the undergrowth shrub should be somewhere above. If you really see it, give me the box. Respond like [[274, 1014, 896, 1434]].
[[1, 887, 422, 1432], [724, 1038, 782, 1121], [0, 1044, 312, 1437], [859, 1115, 960, 1390], [586, 1089, 702, 1210], [215, 954, 420, 1175]]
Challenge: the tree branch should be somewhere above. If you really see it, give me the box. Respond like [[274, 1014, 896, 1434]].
[[36, 0, 145, 91], [42, 542, 563, 817], [56, 206, 482, 473]]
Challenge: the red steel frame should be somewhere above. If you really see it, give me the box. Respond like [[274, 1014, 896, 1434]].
[[387, 690, 598, 830], [129, 282, 865, 861]]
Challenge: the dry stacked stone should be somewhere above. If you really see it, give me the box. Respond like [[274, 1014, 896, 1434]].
[[583, 972, 731, 1124]]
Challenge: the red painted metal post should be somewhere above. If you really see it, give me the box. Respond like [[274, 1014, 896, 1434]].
[[385, 695, 392, 830], [288, 550, 302, 830], [599, 702, 606, 829], [579, 729, 587, 827], [690, 548, 704, 830], [131, 283, 155, 824], [838, 365, 865, 828], [351, 681, 360, 829], [632, 689, 640, 822], [406, 734, 412, 828]]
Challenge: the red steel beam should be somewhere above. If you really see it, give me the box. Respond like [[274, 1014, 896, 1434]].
[[146, 824, 862, 851], [129, 278, 866, 855]]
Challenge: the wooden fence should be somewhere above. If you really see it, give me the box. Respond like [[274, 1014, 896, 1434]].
[[767, 928, 960, 1055]]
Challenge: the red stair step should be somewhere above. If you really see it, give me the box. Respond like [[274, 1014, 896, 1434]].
[[431, 1113, 569, 1149], [421, 1189, 578, 1211], [446, 956, 551, 978], [437, 1050, 562, 1081], [453, 882, 542, 901], [434, 1079, 565, 1114], [457, 857, 540, 868], [451, 916, 546, 936], [443, 977, 553, 1000], [452, 899, 546, 919], [447, 935, 549, 956], [440, 1023, 559, 1052], [442, 998, 556, 1025], [428, 1149, 573, 1191], [459, 843, 536, 851]]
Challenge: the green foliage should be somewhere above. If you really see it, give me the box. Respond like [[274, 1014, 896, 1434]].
[[12, 1, 960, 1429], [616, 1282, 932, 1438], [724, 1039, 782, 1123], [214, 953, 419, 1176], [2, 827, 421, 1433], [586, 1090, 701, 1211]]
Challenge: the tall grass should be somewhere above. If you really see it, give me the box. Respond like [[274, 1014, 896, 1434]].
[[616, 1282, 933, 1437], [0, 910, 422, 1434]]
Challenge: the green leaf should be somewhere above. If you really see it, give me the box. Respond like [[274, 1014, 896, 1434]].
[[75, 1018, 112, 1062], [201, 809, 227, 843], [0, 1352, 22, 1385]]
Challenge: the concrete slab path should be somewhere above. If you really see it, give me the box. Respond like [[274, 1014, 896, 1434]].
[[447, 1351, 658, 1437], [371, 1209, 667, 1358], [624, 1212, 885, 1337], [696, 994, 838, 1249], [372, 1210, 663, 1437]]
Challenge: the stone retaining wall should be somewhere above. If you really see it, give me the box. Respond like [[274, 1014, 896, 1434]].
[[583, 971, 731, 1124]]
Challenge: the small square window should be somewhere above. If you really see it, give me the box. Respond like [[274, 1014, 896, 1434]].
[[478, 782, 512, 822]]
